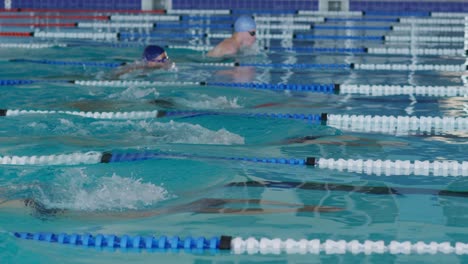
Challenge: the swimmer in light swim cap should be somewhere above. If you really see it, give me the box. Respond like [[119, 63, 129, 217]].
[[114, 44, 175, 77], [207, 15, 257, 57]]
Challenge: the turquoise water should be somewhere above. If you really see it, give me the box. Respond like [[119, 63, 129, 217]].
[[0, 15, 467, 263]]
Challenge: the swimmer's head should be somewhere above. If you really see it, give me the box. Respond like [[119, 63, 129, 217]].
[[234, 15, 256, 33], [234, 16, 256, 47], [142, 45, 170, 67]]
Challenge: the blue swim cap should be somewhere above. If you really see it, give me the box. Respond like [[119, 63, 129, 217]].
[[234, 15, 256, 33], [142, 45, 165, 61]]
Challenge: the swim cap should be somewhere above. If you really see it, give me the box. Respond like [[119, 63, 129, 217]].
[[142, 45, 165, 61], [234, 15, 256, 33]]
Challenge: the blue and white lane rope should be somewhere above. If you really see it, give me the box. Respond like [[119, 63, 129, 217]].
[[0, 109, 326, 122], [2, 79, 467, 97], [207, 33, 465, 43], [167, 45, 467, 56], [15, 31, 466, 43], [166, 45, 466, 56], [13, 232, 468, 255], [3, 80, 466, 97], [73, 80, 205, 87], [4, 43, 461, 57], [1, 151, 467, 177], [79, 22, 316, 30], [2, 109, 467, 134], [0, 109, 162, 119], [74, 82, 468, 97], [9, 59, 468, 72]]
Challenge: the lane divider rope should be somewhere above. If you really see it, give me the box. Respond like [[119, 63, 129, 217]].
[[3, 31, 465, 43], [0, 109, 161, 119], [4, 79, 466, 97], [167, 45, 466, 56], [10, 59, 467, 71], [2, 109, 467, 133], [110, 15, 181, 21], [13, 232, 468, 255], [0, 43, 67, 49], [2, 79, 466, 98], [1, 151, 466, 177]]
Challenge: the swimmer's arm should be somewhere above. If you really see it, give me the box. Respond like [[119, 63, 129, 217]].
[[194, 198, 343, 214], [219, 198, 306, 206], [113, 64, 139, 77], [113, 63, 165, 78], [196, 206, 343, 214]]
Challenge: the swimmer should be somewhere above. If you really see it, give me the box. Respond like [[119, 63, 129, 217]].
[[226, 180, 468, 198], [207, 15, 257, 57], [65, 97, 177, 112], [114, 45, 175, 77], [281, 135, 409, 147], [0, 197, 342, 220]]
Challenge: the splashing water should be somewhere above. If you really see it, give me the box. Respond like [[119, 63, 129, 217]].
[[107, 86, 160, 100], [39, 170, 171, 211], [141, 120, 245, 145], [177, 94, 241, 109]]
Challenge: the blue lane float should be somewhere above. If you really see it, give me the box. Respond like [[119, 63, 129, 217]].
[[13, 232, 229, 251], [206, 82, 337, 93], [0, 79, 71, 86], [99, 150, 315, 166]]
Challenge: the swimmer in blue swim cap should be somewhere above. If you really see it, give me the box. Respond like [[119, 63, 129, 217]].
[[115, 44, 175, 77], [207, 15, 257, 57], [141, 45, 171, 68]]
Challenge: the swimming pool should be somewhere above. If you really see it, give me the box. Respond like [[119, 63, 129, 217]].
[[0, 8, 468, 263]]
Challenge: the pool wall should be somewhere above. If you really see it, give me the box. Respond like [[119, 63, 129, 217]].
[[2, 0, 468, 12]]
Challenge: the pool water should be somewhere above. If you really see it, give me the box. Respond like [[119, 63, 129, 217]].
[[0, 11, 467, 263]]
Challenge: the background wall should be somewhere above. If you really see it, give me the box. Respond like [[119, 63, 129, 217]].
[[172, 0, 318, 11], [3, 0, 141, 10], [1, 0, 468, 12], [349, 0, 468, 12]]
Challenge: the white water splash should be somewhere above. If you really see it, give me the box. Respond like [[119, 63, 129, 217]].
[[177, 94, 241, 109], [41, 170, 170, 211], [107, 86, 160, 100], [90, 119, 245, 145], [142, 120, 245, 145]]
